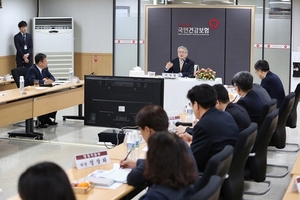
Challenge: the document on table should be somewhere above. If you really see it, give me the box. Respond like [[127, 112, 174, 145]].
[[53, 80, 71, 86], [86, 168, 131, 183]]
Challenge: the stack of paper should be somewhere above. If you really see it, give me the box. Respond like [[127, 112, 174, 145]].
[[85, 168, 131, 187]]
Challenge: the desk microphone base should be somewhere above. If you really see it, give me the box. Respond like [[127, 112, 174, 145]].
[[8, 119, 44, 140]]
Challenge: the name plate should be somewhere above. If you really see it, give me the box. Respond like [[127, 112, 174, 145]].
[[169, 115, 181, 126], [74, 151, 110, 169]]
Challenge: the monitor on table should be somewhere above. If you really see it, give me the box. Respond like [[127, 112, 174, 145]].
[[84, 75, 164, 128]]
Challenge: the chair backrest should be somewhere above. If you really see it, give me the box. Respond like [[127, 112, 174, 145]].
[[191, 175, 222, 200], [245, 109, 278, 182], [270, 92, 295, 149], [193, 145, 233, 191], [11, 67, 29, 88], [286, 83, 300, 128], [221, 122, 257, 200], [257, 99, 277, 130]]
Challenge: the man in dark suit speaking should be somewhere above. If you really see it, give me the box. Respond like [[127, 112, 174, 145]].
[[164, 46, 195, 77], [14, 21, 33, 68], [25, 53, 57, 128]]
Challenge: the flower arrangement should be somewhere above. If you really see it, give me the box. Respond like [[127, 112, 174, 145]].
[[194, 68, 216, 81]]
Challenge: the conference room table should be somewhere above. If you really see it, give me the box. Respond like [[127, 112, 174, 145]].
[[282, 174, 300, 200], [0, 78, 15, 90], [8, 142, 148, 200], [290, 154, 300, 176], [0, 81, 84, 128], [281, 153, 300, 199]]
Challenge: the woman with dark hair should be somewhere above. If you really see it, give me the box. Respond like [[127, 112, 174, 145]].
[[140, 131, 198, 200], [18, 162, 76, 200], [121, 105, 198, 188]]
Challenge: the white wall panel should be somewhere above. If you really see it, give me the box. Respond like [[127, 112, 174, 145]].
[[40, 0, 113, 53]]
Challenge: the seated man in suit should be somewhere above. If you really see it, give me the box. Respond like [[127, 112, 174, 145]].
[[232, 71, 264, 122], [213, 84, 251, 132], [164, 46, 194, 77], [254, 60, 285, 108], [25, 53, 57, 128], [120, 105, 198, 187], [177, 84, 252, 135], [252, 83, 271, 104], [178, 84, 239, 172]]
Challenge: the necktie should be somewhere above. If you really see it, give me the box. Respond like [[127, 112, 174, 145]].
[[180, 60, 183, 71], [23, 34, 26, 43]]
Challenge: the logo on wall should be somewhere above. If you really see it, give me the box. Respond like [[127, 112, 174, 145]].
[[209, 18, 219, 30], [178, 18, 220, 36]]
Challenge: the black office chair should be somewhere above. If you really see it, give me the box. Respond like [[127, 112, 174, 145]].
[[286, 83, 300, 128], [269, 92, 297, 152], [221, 122, 257, 200], [193, 145, 233, 192], [257, 99, 277, 131], [11, 67, 28, 88], [191, 175, 222, 200], [244, 109, 278, 195]]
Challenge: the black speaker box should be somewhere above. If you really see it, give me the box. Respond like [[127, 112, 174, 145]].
[[98, 129, 125, 145]]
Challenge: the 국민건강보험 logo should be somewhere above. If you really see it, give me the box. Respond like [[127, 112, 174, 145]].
[[178, 18, 220, 36]]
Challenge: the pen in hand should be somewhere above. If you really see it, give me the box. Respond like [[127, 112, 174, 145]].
[[231, 95, 239, 103], [120, 149, 133, 169]]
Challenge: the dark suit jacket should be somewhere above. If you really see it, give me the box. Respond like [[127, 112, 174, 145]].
[[14, 32, 33, 61], [164, 58, 194, 77], [139, 184, 193, 200], [225, 102, 251, 132], [261, 71, 285, 108], [191, 107, 239, 172], [252, 83, 271, 104], [25, 64, 55, 86], [236, 90, 264, 122], [126, 142, 198, 187]]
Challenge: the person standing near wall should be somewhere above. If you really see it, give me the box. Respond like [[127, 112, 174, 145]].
[[14, 21, 33, 68]]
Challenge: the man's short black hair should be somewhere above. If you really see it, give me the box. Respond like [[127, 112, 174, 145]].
[[213, 84, 229, 104], [254, 60, 270, 72], [231, 71, 253, 91], [35, 53, 47, 64], [18, 21, 27, 28], [187, 84, 217, 109]]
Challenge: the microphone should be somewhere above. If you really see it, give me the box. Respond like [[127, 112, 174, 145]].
[[175, 122, 192, 127]]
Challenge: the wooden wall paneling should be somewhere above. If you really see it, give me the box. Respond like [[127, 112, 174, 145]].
[[0, 55, 15, 76], [74, 53, 112, 80], [93, 54, 113, 76], [74, 53, 92, 80]]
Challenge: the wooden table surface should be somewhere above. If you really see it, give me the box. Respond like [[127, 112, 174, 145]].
[[282, 174, 300, 200]]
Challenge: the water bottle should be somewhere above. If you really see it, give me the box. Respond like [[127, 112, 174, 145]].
[[126, 132, 136, 160], [186, 104, 193, 122], [69, 68, 74, 82], [19, 76, 25, 94], [133, 130, 141, 159]]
